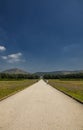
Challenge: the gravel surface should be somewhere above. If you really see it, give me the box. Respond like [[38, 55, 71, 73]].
[[0, 80, 83, 130]]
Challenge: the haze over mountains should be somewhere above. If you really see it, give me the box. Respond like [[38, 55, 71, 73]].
[[1, 68, 83, 76], [2, 68, 29, 74], [35, 71, 83, 76]]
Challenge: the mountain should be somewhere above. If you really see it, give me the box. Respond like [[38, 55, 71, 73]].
[[1, 68, 83, 76], [2, 68, 29, 74], [34, 70, 83, 76]]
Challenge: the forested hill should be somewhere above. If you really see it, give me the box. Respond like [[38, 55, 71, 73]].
[[1, 68, 29, 74], [35, 70, 83, 76]]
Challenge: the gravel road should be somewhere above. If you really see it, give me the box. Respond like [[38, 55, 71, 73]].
[[0, 80, 83, 130]]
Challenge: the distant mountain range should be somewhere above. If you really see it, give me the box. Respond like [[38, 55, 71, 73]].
[[1, 68, 29, 74], [1, 68, 83, 75], [34, 70, 83, 76]]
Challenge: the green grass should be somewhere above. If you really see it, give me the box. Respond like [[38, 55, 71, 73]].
[[48, 80, 83, 103], [0, 79, 37, 100]]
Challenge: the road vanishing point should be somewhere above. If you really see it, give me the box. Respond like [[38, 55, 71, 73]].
[[0, 80, 83, 130]]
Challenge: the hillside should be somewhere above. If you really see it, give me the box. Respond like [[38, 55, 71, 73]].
[[2, 68, 29, 74], [1, 68, 83, 76], [35, 70, 83, 76]]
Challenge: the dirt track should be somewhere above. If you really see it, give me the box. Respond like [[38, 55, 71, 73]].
[[0, 80, 83, 130]]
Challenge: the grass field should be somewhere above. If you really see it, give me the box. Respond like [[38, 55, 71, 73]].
[[48, 80, 83, 103], [0, 80, 37, 100]]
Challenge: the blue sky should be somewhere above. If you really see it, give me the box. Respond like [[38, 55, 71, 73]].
[[0, 0, 83, 72]]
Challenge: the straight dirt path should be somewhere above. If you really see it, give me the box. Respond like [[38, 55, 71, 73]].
[[0, 80, 83, 130]]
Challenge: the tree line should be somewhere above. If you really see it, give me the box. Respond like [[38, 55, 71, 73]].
[[43, 73, 83, 79], [0, 73, 39, 80], [1, 73, 83, 80]]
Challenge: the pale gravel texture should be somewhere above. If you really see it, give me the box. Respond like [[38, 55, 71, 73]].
[[0, 80, 83, 130]]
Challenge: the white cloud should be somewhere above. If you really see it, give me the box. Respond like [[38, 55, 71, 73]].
[[0, 45, 6, 51], [8, 52, 22, 59], [1, 52, 23, 63], [1, 56, 7, 60]]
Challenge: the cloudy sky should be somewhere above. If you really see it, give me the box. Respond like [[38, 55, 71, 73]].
[[0, 0, 83, 72]]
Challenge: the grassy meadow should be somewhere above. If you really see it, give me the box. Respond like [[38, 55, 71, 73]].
[[0, 80, 37, 100], [48, 80, 83, 103]]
